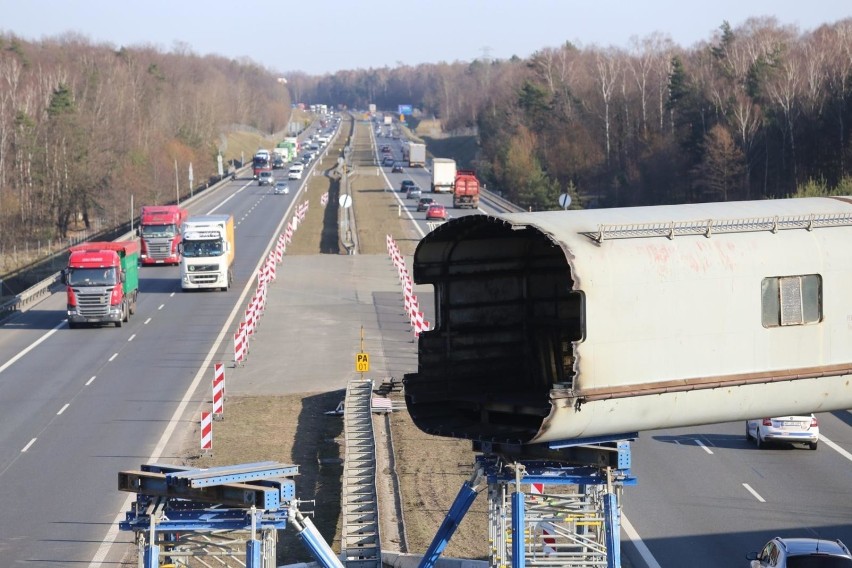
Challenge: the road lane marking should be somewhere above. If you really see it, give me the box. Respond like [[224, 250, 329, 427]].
[[695, 439, 714, 454], [820, 433, 852, 462], [89, 167, 305, 568], [108, 353, 118, 362], [144, 318, 151, 325], [622, 514, 663, 568], [158, 304, 164, 310], [128, 334, 136, 342], [743, 483, 766, 502], [86, 376, 96, 386], [21, 438, 36, 452], [0, 321, 64, 375], [57, 404, 70, 415], [169, 292, 175, 298]]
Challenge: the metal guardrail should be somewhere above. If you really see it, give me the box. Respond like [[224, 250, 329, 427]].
[[479, 188, 526, 214]]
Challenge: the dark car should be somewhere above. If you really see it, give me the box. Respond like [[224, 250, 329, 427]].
[[392, 163, 404, 173], [382, 156, 395, 167], [417, 197, 435, 212], [425, 204, 448, 220], [400, 180, 416, 193]]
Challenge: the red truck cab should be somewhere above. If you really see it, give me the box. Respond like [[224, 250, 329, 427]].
[[139, 205, 188, 265], [65, 242, 140, 328]]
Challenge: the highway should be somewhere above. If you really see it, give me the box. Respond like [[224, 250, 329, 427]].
[[0, 132, 325, 564], [1, 114, 852, 567]]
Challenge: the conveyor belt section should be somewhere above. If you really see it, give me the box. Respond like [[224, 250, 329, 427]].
[[340, 378, 382, 568]]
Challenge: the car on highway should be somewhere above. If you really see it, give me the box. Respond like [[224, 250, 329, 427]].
[[746, 414, 819, 450], [392, 163, 404, 173], [400, 180, 416, 193], [417, 197, 435, 212], [380, 145, 391, 152], [258, 171, 274, 186], [747, 536, 852, 567], [382, 156, 395, 167], [406, 186, 422, 199], [425, 204, 448, 220], [273, 181, 289, 195], [288, 164, 304, 180]]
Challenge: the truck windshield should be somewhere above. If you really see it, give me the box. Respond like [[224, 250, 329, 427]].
[[67, 267, 117, 286], [141, 224, 177, 238], [183, 239, 224, 257]]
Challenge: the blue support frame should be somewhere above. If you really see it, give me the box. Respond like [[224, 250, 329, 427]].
[[511, 490, 525, 568], [417, 480, 480, 568]]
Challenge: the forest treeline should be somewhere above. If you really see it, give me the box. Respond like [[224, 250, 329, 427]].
[[2, 17, 852, 256], [288, 17, 852, 210], [0, 33, 290, 250]]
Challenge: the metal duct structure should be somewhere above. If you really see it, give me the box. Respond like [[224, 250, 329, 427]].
[[404, 196, 852, 445]]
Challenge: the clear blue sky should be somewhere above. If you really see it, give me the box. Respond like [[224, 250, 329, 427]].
[[1, 0, 848, 75]]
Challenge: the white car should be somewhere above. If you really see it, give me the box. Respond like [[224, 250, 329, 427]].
[[746, 415, 819, 450], [288, 165, 304, 180]]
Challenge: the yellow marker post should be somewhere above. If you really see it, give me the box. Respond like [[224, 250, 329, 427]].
[[355, 326, 369, 374]]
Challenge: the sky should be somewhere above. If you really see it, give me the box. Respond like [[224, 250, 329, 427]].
[[1, 0, 849, 76]]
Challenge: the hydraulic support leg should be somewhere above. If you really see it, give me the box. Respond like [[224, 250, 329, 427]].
[[603, 492, 620, 568], [418, 467, 485, 568]]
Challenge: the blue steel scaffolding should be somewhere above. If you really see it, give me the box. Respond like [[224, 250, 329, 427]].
[[416, 437, 636, 568], [118, 461, 343, 568]]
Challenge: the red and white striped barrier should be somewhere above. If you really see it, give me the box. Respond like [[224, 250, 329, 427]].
[[213, 363, 225, 419], [234, 327, 246, 365], [200, 411, 212, 451]]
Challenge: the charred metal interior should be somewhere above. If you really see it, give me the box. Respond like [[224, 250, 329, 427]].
[[404, 215, 583, 444]]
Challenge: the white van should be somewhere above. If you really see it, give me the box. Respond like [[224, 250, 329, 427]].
[[288, 164, 304, 180]]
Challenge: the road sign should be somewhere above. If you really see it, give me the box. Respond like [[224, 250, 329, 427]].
[[355, 352, 370, 373], [559, 193, 572, 209], [339, 194, 353, 208]]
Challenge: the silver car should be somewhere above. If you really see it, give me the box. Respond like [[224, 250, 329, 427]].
[[273, 181, 289, 195], [747, 537, 852, 567]]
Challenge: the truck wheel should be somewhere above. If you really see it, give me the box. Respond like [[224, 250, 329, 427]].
[[115, 318, 123, 328], [129, 294, 137, 315]]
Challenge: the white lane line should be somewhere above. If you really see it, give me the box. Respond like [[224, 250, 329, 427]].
[[21, 438, 37, 452], [0, 321, 64, 375], [158, 304, 164, 310], [695, 439, 714, 454], [743, 483, 766, 502], [89, 168, 304, 568], [108, 353, 118, 362], [820, 433, 852, 461], [57, 403, 70, 416], [128, 334, 136, 342], [144, 318, 151, 325], [85, 376, 96, 386], [622, 514, 663, 568], [169, 292, 175, 298]]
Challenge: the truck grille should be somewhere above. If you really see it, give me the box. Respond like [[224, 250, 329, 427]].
[[144, 239, 172, 259], [74, 289, 112, 317], [189, 274, 220, 284]]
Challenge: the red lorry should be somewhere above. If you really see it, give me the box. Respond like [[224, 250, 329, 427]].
[[139, 205, 188, 265], [453, 170, 480, 208], [64, 242, 140, 328]]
